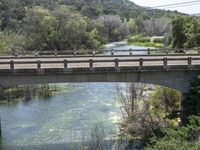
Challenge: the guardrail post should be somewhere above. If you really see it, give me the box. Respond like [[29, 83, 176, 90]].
[[34, 50, 38, 57], [188, 57, 192, 69], [197, 48, 200, 55], [14, 52, 18, 57], [139, 58, 143, 69], [89, 59, 93, 69], [37, 60, 41, 69], [165, 50, 168, 55], [73, 51, 77, 56], [92, 51, 96, 56], [111, 49, 114, 56], [54, 49, 58, 56], [115, 59, 119, 68], [129, 49, 133, 55], [64, 59, 68, 68], [10, 60, 14, 69], [147, 48, 150, 55], [163, 57, 168, 70]]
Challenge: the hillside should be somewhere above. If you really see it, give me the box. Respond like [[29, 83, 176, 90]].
[[0, 0, 190, 53], [61, 0, 183, 19]]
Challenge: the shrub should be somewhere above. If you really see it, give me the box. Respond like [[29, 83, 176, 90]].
[[153, 37, 164, 43]]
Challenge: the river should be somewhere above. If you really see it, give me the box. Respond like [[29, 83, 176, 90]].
[[0, 83, 124, 150], [104, 41, 150, 55]]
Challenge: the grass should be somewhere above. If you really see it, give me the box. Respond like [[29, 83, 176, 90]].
[[128, 41, 164, 47], [127, 36, 164, 47], [0, 84, 71, 104]]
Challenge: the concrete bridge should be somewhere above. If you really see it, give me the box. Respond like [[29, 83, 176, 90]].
[[0, 55, 200, 94]]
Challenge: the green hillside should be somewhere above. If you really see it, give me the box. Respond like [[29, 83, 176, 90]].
[[0, 0, 189, 53]]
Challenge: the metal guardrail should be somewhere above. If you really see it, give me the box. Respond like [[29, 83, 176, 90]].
[[0, 57, 199, 70]]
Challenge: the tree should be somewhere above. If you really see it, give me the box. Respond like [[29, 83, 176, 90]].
[[23, 6, 56, 51], [171, 16, 187, 48], [97, 15, 128, 42], [186, 18, 200, 48], [127, 18, 136, 35], [23, 6, 103, 51], [170, 16, 200, 48], [183, 75, 200, 118]]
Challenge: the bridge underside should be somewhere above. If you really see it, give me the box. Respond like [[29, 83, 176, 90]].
[[0, 67, 199, 93]]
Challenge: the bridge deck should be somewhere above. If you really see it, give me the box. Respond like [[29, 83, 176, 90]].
[[0, 55, 200, 71]]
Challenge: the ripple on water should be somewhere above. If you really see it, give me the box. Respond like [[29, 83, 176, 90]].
[[0, 83, 122, 148]]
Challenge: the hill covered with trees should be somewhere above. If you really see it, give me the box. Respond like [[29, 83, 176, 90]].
[[0, 0, 189, 53]]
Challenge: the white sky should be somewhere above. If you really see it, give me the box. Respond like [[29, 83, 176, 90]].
[[131, 0, 200, 14]]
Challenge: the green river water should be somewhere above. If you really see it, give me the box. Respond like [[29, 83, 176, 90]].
[[0, 83, 124, 150]]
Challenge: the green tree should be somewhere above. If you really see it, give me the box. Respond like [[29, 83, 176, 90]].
[[127, 18, 136, 35], [97, 14, 128, 42], [171, 16, 187, 48], [183, 75, 200, 118], [23, 6, 102, 51], [170, 16, 200, 48], [186, 18, 200, 48]]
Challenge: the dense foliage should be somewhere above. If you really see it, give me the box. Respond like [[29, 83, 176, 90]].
[[0, 0, 186, 54], [170, 16, 200, 48], [144, 116, 200, 150], [143, 75, 200, 150], [183, 75, 200, 119], [23, 6, 103, 51], [116, 85, 181, 140], [117, 83, 200, 149]]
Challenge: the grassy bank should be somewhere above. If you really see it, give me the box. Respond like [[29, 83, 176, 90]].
[[127, 36, 164, 47], [0, 84, 71, 104]]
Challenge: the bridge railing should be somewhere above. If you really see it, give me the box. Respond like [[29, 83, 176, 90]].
[[0, 57, 200, 71], [4, 47, 200, 57]]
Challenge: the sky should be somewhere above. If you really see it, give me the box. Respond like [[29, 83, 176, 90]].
[[131, 0, 200, 14]]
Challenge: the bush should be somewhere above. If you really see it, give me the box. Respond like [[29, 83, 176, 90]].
[[183, 75, 200, 122], [127, 36, 151, 43], [0, 31, 26, 55], [144, 126, 197, 150], [144, 116, 200, 150], [152, 37, 164, 43]]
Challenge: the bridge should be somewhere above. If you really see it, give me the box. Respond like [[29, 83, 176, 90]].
[[0, 54, 200, 94]]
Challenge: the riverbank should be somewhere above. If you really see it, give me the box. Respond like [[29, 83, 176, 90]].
[[127, 36, 164, 47], [0, 84, 71, 104]]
